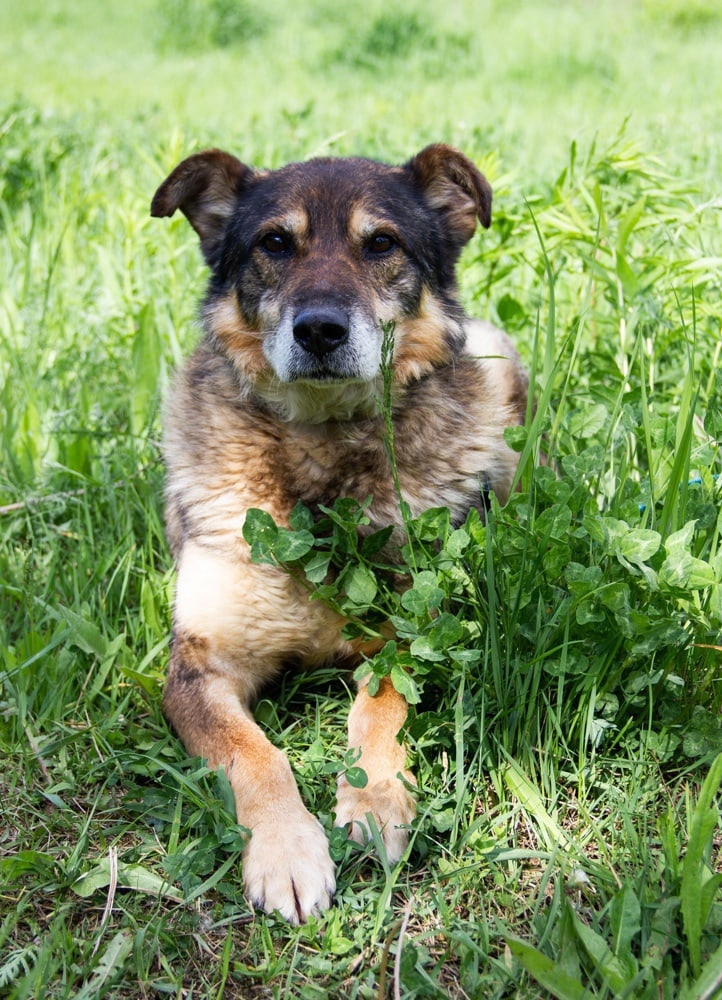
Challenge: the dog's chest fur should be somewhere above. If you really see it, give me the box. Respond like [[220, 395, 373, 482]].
[[163, 334, 518, 556]]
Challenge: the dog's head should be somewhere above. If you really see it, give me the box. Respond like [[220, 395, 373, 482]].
[[152, 145, 492, 421]]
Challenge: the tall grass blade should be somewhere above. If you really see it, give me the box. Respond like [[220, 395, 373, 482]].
[[681, 753, 722, 977]]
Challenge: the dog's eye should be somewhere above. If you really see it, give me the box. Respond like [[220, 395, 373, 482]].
[[259, 233, 290, 254], [366, 233, 396, 255]]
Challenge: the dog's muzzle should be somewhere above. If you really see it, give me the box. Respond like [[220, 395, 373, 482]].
[[293, 306, 349, 359]]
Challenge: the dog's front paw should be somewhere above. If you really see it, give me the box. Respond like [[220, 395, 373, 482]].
[[242, 810, 335, 923], [334, 772, 417, 864]]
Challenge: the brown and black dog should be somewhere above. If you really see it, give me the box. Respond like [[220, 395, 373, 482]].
[[151, 144, 528, 922]]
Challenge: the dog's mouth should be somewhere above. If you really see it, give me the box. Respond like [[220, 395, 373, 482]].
[[287, 362, 371, 384], [289, 370, 349, 383], [289, 306, 369, 382], [262, 304, 385, 386]]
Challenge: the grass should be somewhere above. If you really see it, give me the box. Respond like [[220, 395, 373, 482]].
[[1, 0, 721, 997]]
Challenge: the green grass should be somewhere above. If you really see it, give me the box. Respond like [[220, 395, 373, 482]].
[[1, 1, 722, 997]]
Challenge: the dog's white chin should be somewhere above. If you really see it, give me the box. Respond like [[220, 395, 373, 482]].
[[254, 375, 382, 424]]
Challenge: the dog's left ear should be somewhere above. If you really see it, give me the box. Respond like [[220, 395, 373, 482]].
[[405, 144, 492, 248]]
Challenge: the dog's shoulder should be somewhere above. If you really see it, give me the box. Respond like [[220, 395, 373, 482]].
[[164, 339, 260, 457], [397, 318, 527, 425], [460, 318, 528, 421]]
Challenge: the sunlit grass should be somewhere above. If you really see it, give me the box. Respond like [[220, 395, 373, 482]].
[[1, 1, 721, 996]]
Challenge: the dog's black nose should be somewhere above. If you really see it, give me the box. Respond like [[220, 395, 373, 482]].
[[293, 306, 349, 358]]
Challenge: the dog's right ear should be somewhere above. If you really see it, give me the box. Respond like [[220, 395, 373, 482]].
[[151, 150, 254, 263]]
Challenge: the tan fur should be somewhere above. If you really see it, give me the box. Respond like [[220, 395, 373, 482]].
[[335, 677, 417, 862], [204, 294, 268, 381], [152, 144, 529, 922], [392, 288, 463, 383]]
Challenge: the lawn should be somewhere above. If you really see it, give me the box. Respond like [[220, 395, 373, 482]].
[[1, 1, 721, 997]]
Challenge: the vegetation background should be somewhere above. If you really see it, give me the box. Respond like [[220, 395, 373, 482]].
[[1, 0, 721, 996]]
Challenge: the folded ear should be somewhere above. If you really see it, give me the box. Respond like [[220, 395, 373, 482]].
[[405, 144, 492, 249], [151, 149, 254, 263]]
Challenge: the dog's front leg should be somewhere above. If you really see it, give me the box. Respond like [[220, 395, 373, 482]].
[[335, 676, 417, 863], [164, 643, 335, 921], [163, 545, 336, 923]]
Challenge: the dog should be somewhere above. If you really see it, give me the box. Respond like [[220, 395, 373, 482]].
[[151, 144, 528, 922]]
